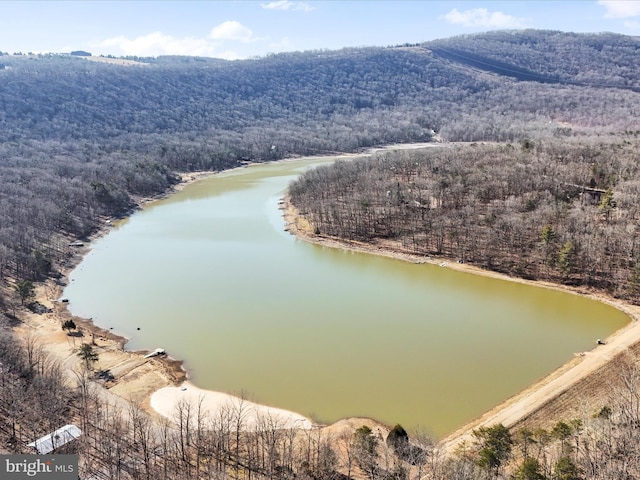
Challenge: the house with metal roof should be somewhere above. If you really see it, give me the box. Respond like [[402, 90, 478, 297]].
[[28, 425, 82, 454]]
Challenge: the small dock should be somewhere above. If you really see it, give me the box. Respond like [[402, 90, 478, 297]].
[[144, 348, 166, 358]]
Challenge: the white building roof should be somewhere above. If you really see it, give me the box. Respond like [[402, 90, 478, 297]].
[[28, 424, 82, 454]]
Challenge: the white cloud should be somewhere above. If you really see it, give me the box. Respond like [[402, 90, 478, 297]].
[[441, 8, 527, 28], [269, 37, 292, 50], [97, 32, 236, 59], [210, 20, 255, 42], [624, 19, 640, 29], [598, 0, 640, 18], [261, 1, 314, 11], [95, 21, 264, 59]]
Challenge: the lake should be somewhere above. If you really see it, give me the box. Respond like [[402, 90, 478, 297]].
[[64, 154, 629, 438]]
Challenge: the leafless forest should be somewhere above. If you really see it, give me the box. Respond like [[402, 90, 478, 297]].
[[289, 139, 640, 303], [1, 31, 640, 292]]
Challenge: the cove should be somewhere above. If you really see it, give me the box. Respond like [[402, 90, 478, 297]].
[[64, 155, 629, 438]]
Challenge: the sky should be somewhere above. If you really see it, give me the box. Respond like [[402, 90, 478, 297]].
[[1, 1, 639, 59]]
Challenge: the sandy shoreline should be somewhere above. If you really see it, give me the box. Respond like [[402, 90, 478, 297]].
[[20, 279, 316, 433], [280, 195, 640, 449], [150, 381, 313, 430]]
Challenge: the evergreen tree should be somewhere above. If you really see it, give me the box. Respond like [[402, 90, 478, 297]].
[[474, 424, 513, 477], [13, 280, 35, 305]]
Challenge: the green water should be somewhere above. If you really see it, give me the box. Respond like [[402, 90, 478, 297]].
[[64, 156, 629, 438]]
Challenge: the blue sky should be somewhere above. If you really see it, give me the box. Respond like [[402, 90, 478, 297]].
[[1, 1, 639, 59]]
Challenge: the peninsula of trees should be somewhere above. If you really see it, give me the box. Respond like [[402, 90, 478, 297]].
[[288, 139, 640, 303]]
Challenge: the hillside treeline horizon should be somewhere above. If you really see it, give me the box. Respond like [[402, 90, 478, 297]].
[[2, 29, 639, 293]]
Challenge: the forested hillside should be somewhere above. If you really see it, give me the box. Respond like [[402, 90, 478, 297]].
[[289, 139, 640, 302], [428, 30, 640, 90], [1, 29, 639, 304]]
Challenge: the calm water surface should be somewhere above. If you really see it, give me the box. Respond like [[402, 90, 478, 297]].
[[64, 156, 629, 437]]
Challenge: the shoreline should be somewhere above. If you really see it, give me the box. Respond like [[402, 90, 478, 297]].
[[150, 381, 314, 430], [280, 195, 640, 449], [14, 141, 633, 447]]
